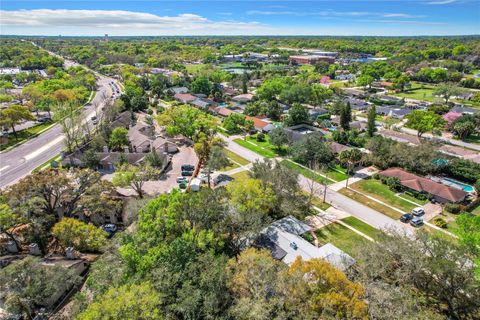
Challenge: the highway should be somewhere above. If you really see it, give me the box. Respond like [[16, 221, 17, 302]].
[[0, 44, 120, 189]]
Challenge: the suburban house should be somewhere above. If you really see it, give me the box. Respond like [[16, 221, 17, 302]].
[[213, 106, 235, 117], [342, 88, 365, 98], [328, 141, 352, 154], [174, 93, 197, 104], [128, 122, 178, 154], [380, 167, 467, 203], [331, 116, 367, 132], [376, 106, 412, 119], [255, 216, 355, 270], [438, 145, 480, 164], [308, 107, 328, 119], [110, 111, 133, 130], [289, 55, 335, 65], [246, 116, 275, 133], [170, 86, 189, 95], [450, 105, 480, 115], [231, 93, 254, 104], [378, 129, 421, 146], [284, 124, 324, 143], [344, 98, 369, 111], [191, 97, 216, 110]]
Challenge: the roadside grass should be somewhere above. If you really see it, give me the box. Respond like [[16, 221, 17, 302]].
[[0, 121, 54, 151], [461, 135, 480, 145], [315, 222, 370, 258], [471, 204, 480, 215], [230, 170, 250, 182], [217, 126, 232, 137], [311, 196, 332, 211], [221, 161, 240, 172], [339, 187, 403, 220], [234, 138, 276, 158], [280, 160, 333, 185], [340, 216, 384, 240], [349, 179, 416, 212], [224, 149, 250, 166], [32, 153, 62, 172]]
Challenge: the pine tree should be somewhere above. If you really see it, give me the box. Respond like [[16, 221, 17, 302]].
[[367, 105, 376, 137]]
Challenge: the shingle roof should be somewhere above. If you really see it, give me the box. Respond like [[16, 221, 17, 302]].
[[380, 167, 467, 202]]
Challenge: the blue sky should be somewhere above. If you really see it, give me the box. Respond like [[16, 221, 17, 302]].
[[1, 1, 479, 36]]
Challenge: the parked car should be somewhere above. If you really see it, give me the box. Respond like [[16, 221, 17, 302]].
[[410, 216, 424, 227], [182, 170, 193, 177], [213, 174, 234, 186], [400, 213, 413, 223], [37, 116, 51, 123], [176, 176, 187, 183], [181, 164, 195, 171], [100, 224, 118, 237], [411, 207, 425, 216], [91, 116, 98, 125], [179, 180, 187, 189]]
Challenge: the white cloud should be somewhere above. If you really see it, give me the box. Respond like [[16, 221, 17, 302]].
[[0, 9, 270, 35], [383, 13, 425, 18], [355, 19, 446, 26], [427, 0, 458, 4]]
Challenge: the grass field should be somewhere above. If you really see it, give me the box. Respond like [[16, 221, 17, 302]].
[[185, 63, 208, 74], [391, 82, 439, 103], [349, 179, 416, 213], [315, 222, 370, 257], [233, 138, 277, 158], [340, 216, 384, 240], [327, 164, 349, 182], [0, 121, 54, 151], [224, 149, 250, 166], [281, 160, 333, 185], [339, 187, 403, 220], [311, 196, 332, 211], [230, 170, 250, 182]]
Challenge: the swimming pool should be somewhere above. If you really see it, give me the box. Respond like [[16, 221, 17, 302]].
[[444, 178, 475, 192]]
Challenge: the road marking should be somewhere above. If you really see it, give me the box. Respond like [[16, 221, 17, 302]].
[[24, 136, 65, 161], [0, 165, 10, 172]]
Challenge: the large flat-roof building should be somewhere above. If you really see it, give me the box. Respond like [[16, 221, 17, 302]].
[[289, 55, 335, 65]]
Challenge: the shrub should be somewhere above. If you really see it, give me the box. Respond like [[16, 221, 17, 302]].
[[256, 132, 265, 142], [386, 177, 402, 192], [372, 173, 380, 180], [475, 179, 480, 193], [445, 203, 461, 214], [433, 217, 448, 228]]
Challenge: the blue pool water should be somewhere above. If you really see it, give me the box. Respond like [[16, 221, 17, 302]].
[[444, 178, 474, 192]]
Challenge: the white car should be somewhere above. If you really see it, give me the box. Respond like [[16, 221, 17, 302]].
[[411, 207, 425, 216], [176, 176, 187, 183]]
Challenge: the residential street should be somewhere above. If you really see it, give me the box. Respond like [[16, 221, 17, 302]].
[[0, 45, 119, 189], [223, 135, 413, 234]]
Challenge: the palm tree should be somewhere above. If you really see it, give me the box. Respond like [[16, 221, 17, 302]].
[[338, 149, 363, 189]]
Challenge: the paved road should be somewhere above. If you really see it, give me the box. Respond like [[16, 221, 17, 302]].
[[223, 135, 412, 234], [0, 45, 120, 189], [356, 115, 480, 151]]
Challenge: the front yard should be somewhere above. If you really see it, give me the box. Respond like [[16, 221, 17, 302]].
[[313, 222, 371, 257], [339, 187, 403, 220], [348, 179, 421, 213], [233, 137, 278, 158]]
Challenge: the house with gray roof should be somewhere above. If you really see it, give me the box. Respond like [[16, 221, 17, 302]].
[[255, 216, 356, 270], [376, 106, 412, 119]]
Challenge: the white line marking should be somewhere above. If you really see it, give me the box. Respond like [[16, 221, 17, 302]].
[[0, 165, 10, 172], [24, 136, 65, 161]]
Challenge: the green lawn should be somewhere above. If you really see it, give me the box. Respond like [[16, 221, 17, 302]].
[[315, 222, 371, 258], [224, 149, 250, 166], [311, 196, 332, 211], [246, 136, 287, 156], [230, 170, 250, 182], [391, 82, 439, 103], [327, 164, 349, 182], [234, 138, 277, 158], [471, 204, 480, 215], [340, 216, 384, 240], [349, 179, 417, 213], [280, 160, 333, 185], [0, 121, 54, 151], [185, 64, 208, 74], [339, 188, 403, 220], [397, 192, 429, 206]]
